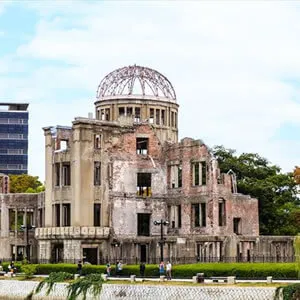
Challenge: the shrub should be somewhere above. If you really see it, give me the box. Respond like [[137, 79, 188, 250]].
[[36, 264, 78, 275], [21, 264, 37, 278], [20, 262, 298, 279], [274, 283, 300, 300]]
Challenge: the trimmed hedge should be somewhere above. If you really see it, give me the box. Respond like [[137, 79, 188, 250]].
[[1, 262, 298, 279], [33, 262, 300, 279]]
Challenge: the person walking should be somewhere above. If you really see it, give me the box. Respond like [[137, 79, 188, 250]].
[[77, 260, 83, 276], [140, 262, 146, 278], [159, 261, 165, 276], [117, 260, 123, 276], [166, 261, 172, 280], [106, 263, 111, 277]]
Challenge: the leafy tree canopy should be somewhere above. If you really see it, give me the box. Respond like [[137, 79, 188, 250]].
[[213, 146, 300, 235], [8, 174, 45, 194]]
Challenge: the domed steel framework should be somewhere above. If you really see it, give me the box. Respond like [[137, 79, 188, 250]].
[[96, 65, 176, 101]]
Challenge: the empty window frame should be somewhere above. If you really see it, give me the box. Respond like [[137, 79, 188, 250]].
[[218, 199, 226, 226], [105, 109, 110, 121], [94, 134, 101, 149], [127, 107, 133, 116], [26, 211, 33, 227], [119, 107, 125, 116], [94, 204, 101, 226], [55, 204, 60, 227], [161, 110, 166, 125], [55, 163, 60, 186], [101, 109, 105, 120], [9, 209, 15, 231], [134, 107, 141, 122], [155, 109, 160, 125], [38, 208, 43, 227], [62, 204, 71, 226], [60, 140, 68, 150], [62, 163, 71, 186], [101, 109, 110, 121], [149, 108, 154, 124], [192, 161, 207, 186], [233, 218, 241, 235], [171, 112, 175, 127], [170, 165, 182, 188], [94, 162, 101, 186], [136, 138, 148, 155], [168, 205, 182, 228], [192, 203, 206, 227], [137, 213, 150, 236], [137, 173, 152, 197]]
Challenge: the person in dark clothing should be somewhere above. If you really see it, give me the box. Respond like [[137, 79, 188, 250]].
[[77, 260, 82, 276], [140, 262, 146, 278]]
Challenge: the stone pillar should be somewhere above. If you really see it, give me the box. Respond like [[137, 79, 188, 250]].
[[44, 129, 54, 227], [38, 240, 51, 261], [227, 276, 236, 284], [267, 276, 272, 284]]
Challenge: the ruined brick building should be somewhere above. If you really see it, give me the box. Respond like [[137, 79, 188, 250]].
[[0, 65, 295, 263]]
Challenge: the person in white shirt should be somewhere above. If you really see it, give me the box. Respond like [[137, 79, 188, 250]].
[[166, 261, 172, 280]]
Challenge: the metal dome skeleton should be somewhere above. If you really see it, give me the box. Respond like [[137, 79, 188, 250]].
[[96, 65, 176, 102]]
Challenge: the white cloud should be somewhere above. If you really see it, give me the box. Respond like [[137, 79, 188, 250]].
[[2, 1, 300, 179]]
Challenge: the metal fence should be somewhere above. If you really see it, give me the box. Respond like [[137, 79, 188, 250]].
[[0, 256, 296, 265]]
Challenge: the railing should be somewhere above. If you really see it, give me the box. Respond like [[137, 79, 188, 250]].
[[0, 256, 296, 265]]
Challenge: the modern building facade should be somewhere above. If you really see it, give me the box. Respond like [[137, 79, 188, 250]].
[[0, 103, 29, 175]]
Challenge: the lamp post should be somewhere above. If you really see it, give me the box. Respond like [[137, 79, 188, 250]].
[[153, 219, 169, 262], [21, 225, 36, 262]]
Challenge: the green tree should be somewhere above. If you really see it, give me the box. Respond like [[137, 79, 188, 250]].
[[213, 146, 300, 235], [8, 174, 45, 193]]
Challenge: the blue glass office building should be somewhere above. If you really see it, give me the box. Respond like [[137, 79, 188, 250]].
[[0, 103, 28, 175]]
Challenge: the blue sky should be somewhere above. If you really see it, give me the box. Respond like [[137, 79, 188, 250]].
[[1, 1, 300, 181]]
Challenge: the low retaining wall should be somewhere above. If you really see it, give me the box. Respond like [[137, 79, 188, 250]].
[[0, 280, 277, 300]]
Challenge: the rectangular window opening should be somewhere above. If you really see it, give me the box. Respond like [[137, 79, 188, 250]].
[[178, 165, 182, 188], [119, 107, 125, 116], [161, 110, 165, 125], [94, 204, 101, 226], [55, 163, 60, 186], [193, 203, 206, 227], [149, 108, 154, 124], [218, 199, 226, 226], [177, 205, 182, 228], [105, 108, 110, 121], [62, 204, 71, 226], [134, 107, 141, 122], [127, 107, 133, 116], [62, 163, 71, 186], [94, 162, 101, 186], [55, 204, 60, 227], [94, 134, 101, 149], [60, 140, 68, 150], [137, 173, 152, 197], [202, 161, 207, 185], [136, 138, 148, 155], [193, 163, 199, 186], [233, 218, 241, 235], [200, 203, 206, 227], [137, 213, 150, 236], [155, 109, 160, 125]]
